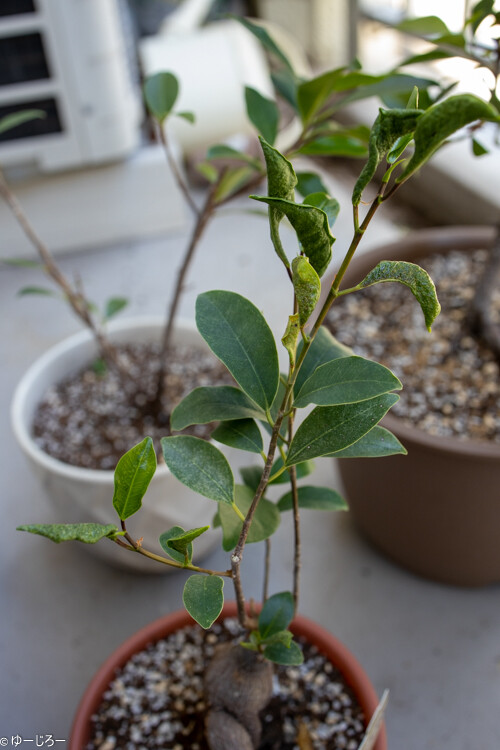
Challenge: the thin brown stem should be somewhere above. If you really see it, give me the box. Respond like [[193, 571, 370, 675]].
[[0, 169, 123, 373], [262, 539, 271, 605], [153, 181, 219, 407], [288, 411, 300, 616], [158, 122, 200, 218], [119, 521, 232, 576]]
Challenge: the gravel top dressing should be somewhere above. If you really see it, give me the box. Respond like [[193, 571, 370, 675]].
[[326, 246, 500, 443], [88, 619, 366, 750], [33, 342, 232, 470]]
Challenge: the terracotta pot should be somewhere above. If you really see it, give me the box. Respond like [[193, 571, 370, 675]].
[[11, 317, 232, 573], [69, 602, 387, 749], [332, 226, 500, 586]]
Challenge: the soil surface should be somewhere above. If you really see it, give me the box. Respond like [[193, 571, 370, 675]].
[[87, 618, 367, 750], [33, 342, 233, 470], [326, 246, 500, 444]]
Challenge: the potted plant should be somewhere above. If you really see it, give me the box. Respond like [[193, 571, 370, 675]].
[[322, 3, 500, 586], [6, 15, 451, 571], [17, 67, 497, 743]]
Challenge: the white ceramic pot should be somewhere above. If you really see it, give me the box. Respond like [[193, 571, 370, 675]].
[[11, 317, 231, 573]]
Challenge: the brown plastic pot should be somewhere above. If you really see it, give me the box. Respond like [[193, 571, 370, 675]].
[[333, 225, 500, 586], [69, 602, 387, 749]]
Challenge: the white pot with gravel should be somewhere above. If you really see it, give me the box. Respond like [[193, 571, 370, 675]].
[[11, 316, 235, 572]]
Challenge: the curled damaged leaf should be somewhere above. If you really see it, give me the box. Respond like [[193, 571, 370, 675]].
[[292, 256, 321, 327], [282, 313, 300, 365], [259, 138, 297, 268], [397, 94, 500, 183], [251, 195, 334, 277], [17, 523, 121, 544], [358, 260, 440, 331], [352, 108, 422, 204]]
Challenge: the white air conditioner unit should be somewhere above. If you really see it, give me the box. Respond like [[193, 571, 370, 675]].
[[0, 0, 142, 172], [0, 0, 187, 256]]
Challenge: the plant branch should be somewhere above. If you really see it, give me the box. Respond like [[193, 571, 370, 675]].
[[0, 169, 123, 373], [262, 538, 271, 604], [288, 411, 300, 616], [119, 521, 232, 576], [157, 122, 200, 218]]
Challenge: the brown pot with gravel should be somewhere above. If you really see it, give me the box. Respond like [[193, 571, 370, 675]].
[[69, 602, 387, 750], [324, 225, 500, 586]]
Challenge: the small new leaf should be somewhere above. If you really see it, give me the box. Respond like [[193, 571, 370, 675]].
[[113, 437, 156, 520], [258, 592, 295, 638], [159, 525, 209, 565], [263, 639, 303, 666], [282, 314, 300, 365], [143, 72, 179, 123], [104, 297, 128, 321], [358, 260, 440, 331]]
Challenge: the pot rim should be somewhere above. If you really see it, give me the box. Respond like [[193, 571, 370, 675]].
[[11, 316, 197, 482], [337, 224, 500, 460], [69, 602, 387, 750]]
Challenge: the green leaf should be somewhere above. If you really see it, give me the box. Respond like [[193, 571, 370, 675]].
[[213, 165, 256, 203], [271, 68, 299, 110], [295, 172, 329, 198], [352, 108, 423, 205], [291, 256, 321, 327], [302, 192, 340, 229], [143, 72, 179, 123], [286, 394, 399, 465], [0, 109, 45, 135], [183, 575, 224, 629], [294, 355, 401, 408], [397, 15, 450, 36], [218, 484, 280, 551], [263, 639, 303, 666], [159, 525, 209, 564], [245, 87, 279, 145], [197, 161, 219, 183], [17, 523, 120, 544], [113, 437, 156, 520], [297, 67, 345, 124], [176, 110, 195, 124], [295, 326, 352, 395], [268, 457, 316, 485], [104, 297, 128, 321], [467, 0, 495, 33], [196, 291, 279, 411], [18, 286, 57, 297], [161, 436, 234, 505], [251, 196, 334, 277], [206, 144, 263, 171], [171, 386, 265, 431], [212, 419, 264, 454], [259, 138, 297, 268], [282, 313, 300, 364], [298, 134, 368, 158], [397, 94, 500, 184], [277, 485, 348, 512], [260, 629, 293, 648], [159, 525, 191, 564], [258, 591, 294, 638], [329, 425, 407, 458], [472, 138, 489, 156], [339, 73, 437, 110], [358, 260, 441, 331], [239, 459, 314, 492], [235, 16, 295, 73], [1, 258, 41, 268]]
